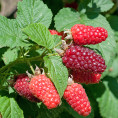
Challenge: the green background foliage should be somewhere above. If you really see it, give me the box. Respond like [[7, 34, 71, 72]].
[[0, 0, 118, 118]]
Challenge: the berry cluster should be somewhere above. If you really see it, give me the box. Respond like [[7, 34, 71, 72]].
[[13, 24, 108, 117], [14, 73, 60, 109], [60, 24, 107, 85]]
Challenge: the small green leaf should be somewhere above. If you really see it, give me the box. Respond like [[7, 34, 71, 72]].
[[37, 104, 64, 118], [16, 0, 53, 28], [44, 56, 68, 98], [0, 16, 29, 48], [108, 57, 118, 77], [0, 96, 24, 118], [79, 0, 114, 13], [107, 15, 118, 41], [17, 96, 40, 118], [2, 48, 19, 65], [54, 8, 80, 32], [23, 23, 54, 49]]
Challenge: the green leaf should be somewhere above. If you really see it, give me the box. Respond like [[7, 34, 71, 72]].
[[54, 9, 116, 69], [0, 16, 29, 48], [86, 77, 118, 118], [54, 8, 80, 32], [44, 56, 68, 98], [0, 96, 24, 118], [16, 0, 53, 28], [2, 48, 19, 65], [23, 23, 54, 49], [79, 0, 114, 13], [53, 35, 62, 48], [107, 15, 118, 41], [17, 96, 40, 118], [36, 104, 64, 118], [108, 57, 118, 77], [97, 77, 118, 118]]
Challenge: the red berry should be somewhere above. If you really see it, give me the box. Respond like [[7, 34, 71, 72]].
[[14, 74, 40, 102], [70, 24, 108, 45], [62, 45, 106, 73], [49, 30, 59, 35], [49, 30, 66, 40], [29, 74, 60, 109], [63, 83, 91, 116], [71, 70, 101, 84]]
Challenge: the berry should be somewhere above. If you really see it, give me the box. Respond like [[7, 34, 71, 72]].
[[14, 74, 40, 102], [49, 30, 66, 40], [29, 74, 60, 109], [71, 70, 101, 84], [63, 83, 91, 116], [64, 2, 78, 10], [49, 30, 60, 35], [62, 45, 106, 73], [70, 24, 108, 45]]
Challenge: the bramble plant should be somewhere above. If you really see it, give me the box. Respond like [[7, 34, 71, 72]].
[[0, 0, 118, 118]]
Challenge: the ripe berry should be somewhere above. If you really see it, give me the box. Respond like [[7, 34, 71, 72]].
[[64, 2, 78, 10], [71, 70, 101, 84], [14, 74, 40, 102], [62, 45, 106, 73], [63, 83, 91, 116], [49, 30, 66, 40], [68, 24, 108, 45], [29, 74, 60, 109]]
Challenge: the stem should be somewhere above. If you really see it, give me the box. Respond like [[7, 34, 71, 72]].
[[0, 56, 43, 73], [27, 60, 35, 74], [54, 41, 62, 48]]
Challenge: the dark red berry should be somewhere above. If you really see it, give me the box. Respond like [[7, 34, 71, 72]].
[[63, 83, 91, 116], [14, 74, 40, 102], [62, 45, 106, 73], [70, 24, 108, 45], [71, 70, 101, 84], [64, 2, 78, 10]]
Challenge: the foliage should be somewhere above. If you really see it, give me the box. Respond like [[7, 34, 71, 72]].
[[0, 0, 118, 118]]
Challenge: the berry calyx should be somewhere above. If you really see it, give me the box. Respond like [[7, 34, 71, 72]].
[[62, 45, 106, 73], [63, 83, 91, 116], [71, 70, 101, 84], [14, 74, 40, 102], [65, 24, 108, 45], [29, 74, 60, 109]]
